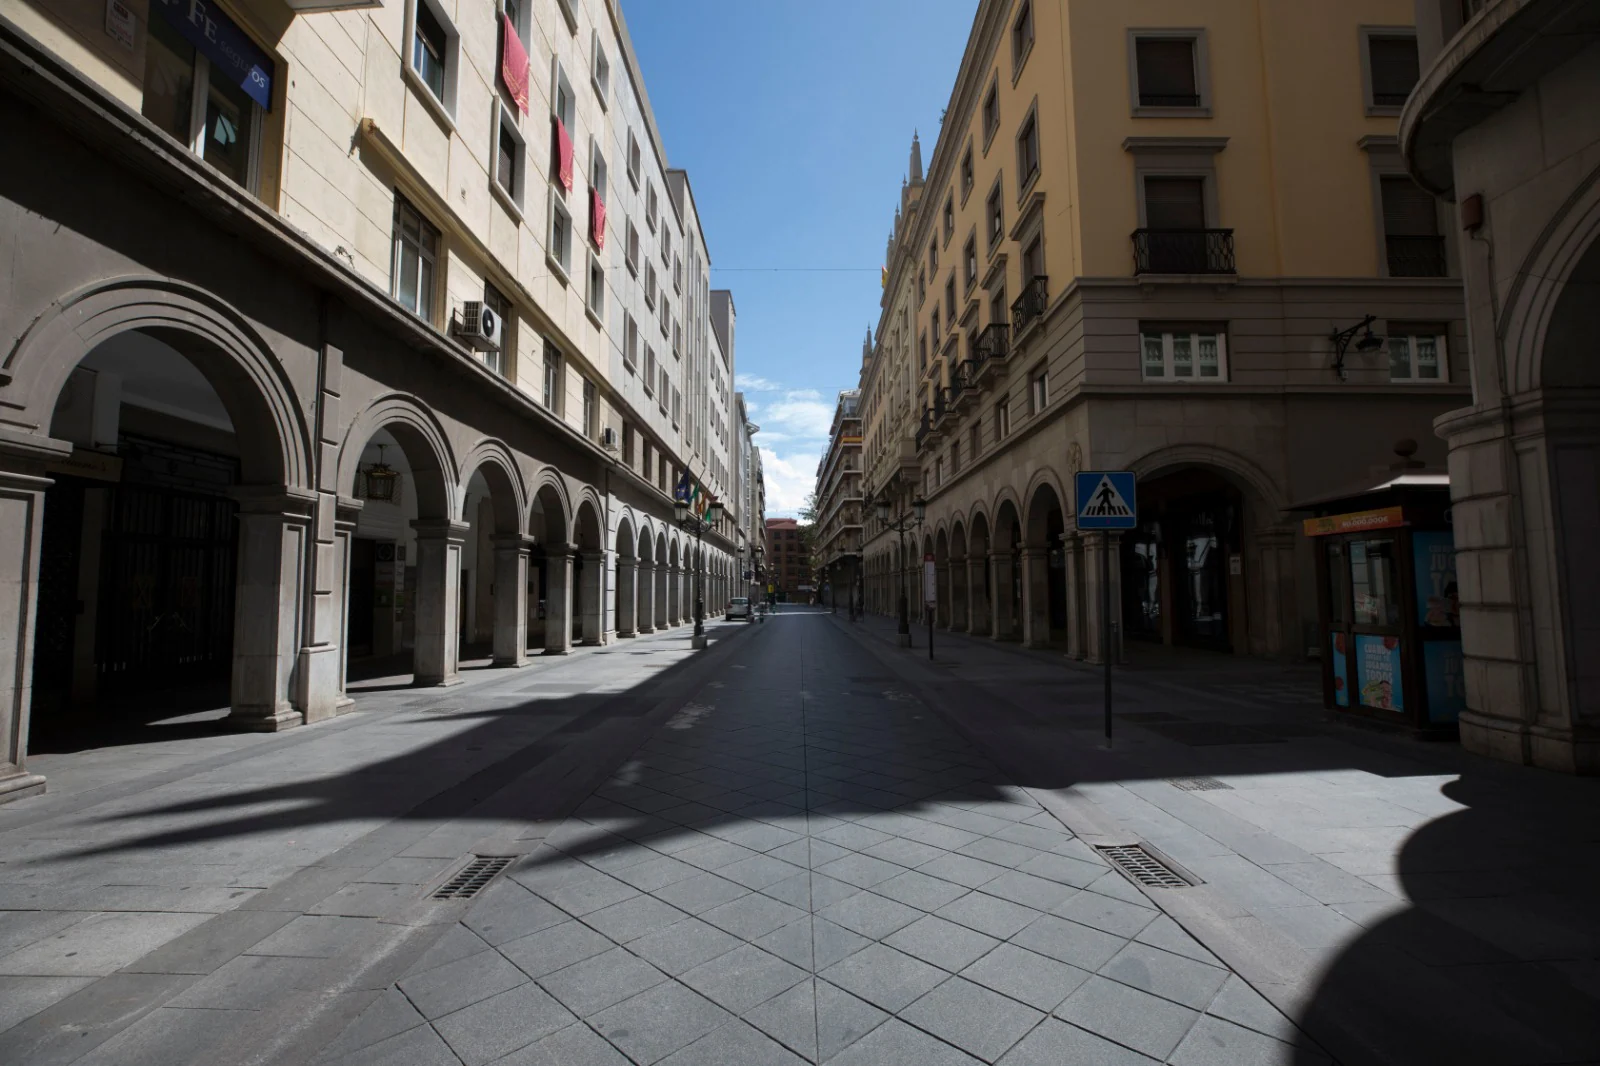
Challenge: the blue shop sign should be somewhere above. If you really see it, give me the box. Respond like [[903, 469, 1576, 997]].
[[152, 0, 275, 111]]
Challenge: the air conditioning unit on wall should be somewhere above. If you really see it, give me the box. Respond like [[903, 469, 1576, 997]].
[[454, 301, 503, 352], [600, 427, 619, 450]]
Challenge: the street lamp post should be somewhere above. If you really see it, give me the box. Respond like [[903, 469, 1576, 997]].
[[875, 494, 926, 649], [675, 492, 724, 650]]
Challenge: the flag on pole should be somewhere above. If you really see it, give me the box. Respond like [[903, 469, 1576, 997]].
[[881, 266, 888, 289]]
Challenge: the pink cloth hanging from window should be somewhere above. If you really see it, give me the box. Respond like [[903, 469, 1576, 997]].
[[554, 116, 574, 192], [591, 187, 606, 249], [500, 14, 529, 114]]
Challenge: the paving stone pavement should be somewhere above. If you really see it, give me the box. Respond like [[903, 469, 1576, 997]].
[[324, 612, 1321, 1065]]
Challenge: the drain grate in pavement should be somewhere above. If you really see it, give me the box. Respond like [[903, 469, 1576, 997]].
[[432, 856, 514, 900], [1096, 844, 1194, 888], [1169, 776, 1233, 792]]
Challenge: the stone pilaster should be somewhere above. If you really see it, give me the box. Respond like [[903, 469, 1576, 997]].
[[492, 534, 533, 666], [411, 518, 469, 686], [543, 544, 574, 655], [231, 488, 317, 727]]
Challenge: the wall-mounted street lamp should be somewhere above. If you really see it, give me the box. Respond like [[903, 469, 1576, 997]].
[[1330, 315, 1386, 382]]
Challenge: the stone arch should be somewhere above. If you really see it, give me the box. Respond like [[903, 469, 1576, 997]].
[[1022, 470, 1068, 543], [991, 486, 1024, 536], [6, 276, 312, 491], [1537, 232, 1600, 389], [338, 394, 457, 520], [1501, 159, 1600, 393], [1125, 443, 1289, 525], [574, 486, 606, 545], [457, 438, 528, 533], [529, 470, 572, 545]]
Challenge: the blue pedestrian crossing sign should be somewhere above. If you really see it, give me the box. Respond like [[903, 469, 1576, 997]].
[[1075, 471, 1138, 529]]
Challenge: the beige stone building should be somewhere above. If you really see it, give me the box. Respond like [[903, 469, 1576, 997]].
[[815, 387, 864, 611], [1402, 0, 1600, 773], [0, 0, 750, 803], [861, 0, 1470, 668]]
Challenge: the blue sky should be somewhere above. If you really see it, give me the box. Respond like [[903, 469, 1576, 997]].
[[624, 0, 978, 516]]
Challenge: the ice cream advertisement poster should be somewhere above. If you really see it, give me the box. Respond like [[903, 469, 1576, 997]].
[[1356, 635, 1404, 711], [1412, 532, 1459, 628], [1424, 640, 1467, 723], [1330, 632, 1350, 707]]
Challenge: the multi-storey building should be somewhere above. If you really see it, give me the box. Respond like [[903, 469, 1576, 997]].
[[814, 387, 864, 610], [731, 386, 766, 600], [0, 0, 747, 802], [1401, 0, 1600, 773], [861, 0, 1468, 667], [764, 518, 811, 602]]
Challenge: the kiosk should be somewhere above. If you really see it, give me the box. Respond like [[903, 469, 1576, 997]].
[[1298, 468, 1465, 738]]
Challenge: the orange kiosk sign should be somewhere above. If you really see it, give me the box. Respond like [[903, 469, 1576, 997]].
[[1302, 506, 1405, 537]]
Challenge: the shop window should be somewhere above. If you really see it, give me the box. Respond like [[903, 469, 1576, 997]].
[[1141, 327, 1228, 380], [391, 195, 439, 321], [141, 8, 270, 192], [1351, 536, 1401, 626], [1388, 331, 1447, 381]]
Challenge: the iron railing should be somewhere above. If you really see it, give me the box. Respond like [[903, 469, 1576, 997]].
[[1131, 228, 1236, 275], [1385, 235, 1447, 278], [1010, 276, 1049, 336]]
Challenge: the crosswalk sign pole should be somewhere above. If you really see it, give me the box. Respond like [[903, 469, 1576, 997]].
[[1103, 531, 1113, 747]]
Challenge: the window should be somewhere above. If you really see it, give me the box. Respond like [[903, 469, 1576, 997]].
[[982, 78, 1000, 149], [917, 269, 927, 305], [929, 239, 939, 274], [671, 386, 681, 426], [624, 313, 639, 371], [989, 285, 1007, 326], [959, 146, 976, 203], [1380, 177, 1445, 277], [590, 141, 607, 203], [591, 32, 610, 105], [1134, 37, 1199, 108], [964, 235, 978, 291], [673, 319, 682, 358], [1011, 0, 1034, 74], [1388, 331, 1447, 381], [542, 342, 563, 412], [1016, 109, 1040, 192], [931, 306, 941, 342], [141, 10, 265, 192], [479, 281, 513, 378], [1365, 32, 1420, 111], [969, 422, 981, 459], [391, 195, 439, 320], [644, 345, 657, 395], [944, 194, 955, 243], [951, 439, 961, 475], [662, 225, 672, 266], [493, 105, 524, 209], [945, 276, 957, 325], [587, 254, 605, 319], [1143, 176, 1207, 230], [548, 197, 573, 278], [659, 296, 670, 337], [627, 130, 642, 188], [411, 0, 449, 104], [659, 366, 670, 411], [919, 332, 928, 372], [646, 182, 658, 231], [503, 0, 526, 38], [626, 219, 640, 274], [996, 397, 1011, 439], [623, 422, 635, 466], [1030, 370, 1049, 413], [645, 262, 657, 308], [553, 0, 577, 34], [1140, 328, 1228, 380], [985, 177, 1005, 252], [673, 254, 683, 293]]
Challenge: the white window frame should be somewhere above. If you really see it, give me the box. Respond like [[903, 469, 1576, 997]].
[[627, 130, 642, 188], [586, 252, 605, 323], [142, 16, 265, 194], [1387, 330, 1448, 382], [1127, 30, 1212, 118], [1030, 369, 1050, 414], [1361, 27, 1420, 117], [547, 197, 573, 282], [643, 345, 657, 396], [624, 312, 639, 371], [582, 378, 597, 438], [491, 101, 526, 216], [625, 219, 640, 275], [658, 367, 670, 412], [551, 58, 575, 130], [404, 0, 459, 122], [481, 280, 513, 378], [1139, 328, 1230, 381], [644, 262, 658, 309], [391, 194, 440, 323], [553, 0, 577, 35], [590, 31, 610, 107], [646, 182, 659, 232], [542, 343, 563, 413]]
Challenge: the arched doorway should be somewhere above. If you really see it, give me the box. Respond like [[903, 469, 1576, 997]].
[[30, 325, 303, 748], [993, 500, 1022, 641], [530, 480, 573, 655], [458, 450, 527, 668], [950, 521, 969, 632], [1124, 467, 1245, 652], [572, 498, 604, 645], [934, 528, 951, 628], [615, 516, 637, 638], [968, 512, 992, 638], [666, 539, 681, 627], [636, 524, 656, 634], [1024, 483, 1068, 649]]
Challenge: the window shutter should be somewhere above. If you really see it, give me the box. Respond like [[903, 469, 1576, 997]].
[[1381, 178, 1438, 236], [1136, 38, 1197, 103], [1368, 37, 1419, 104], [1143, 177, 1206, 229]]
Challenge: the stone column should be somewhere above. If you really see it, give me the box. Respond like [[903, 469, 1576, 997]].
[[1063, 532, 1086, 660], [331, 498, 363, 710], [966, 554, 989, 637], [411, 519, 468, 686], [664, 565, 679, 626], [543, 544, 574, 655], [991, 550, 1017, 641], [655, 562, 670, 629], [617, 557, 638, 637], [1021, 545, 1051, 648], [1252, 526, 1298, 660], [580, 550, 605, 645], [230, 489, 316, 729], [637, 562, 656, 633], [1083, 532, 1124, 665], [0, 446, 60, 804], [492, 533, 532, 667], [936, 562, 950, 628], [949, 554, 967, 631]]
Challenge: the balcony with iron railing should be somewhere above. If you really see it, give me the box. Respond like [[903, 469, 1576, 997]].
[[1385, 235, 1448, 277], [968, 322, 1009, 390], [1010, 276, 1049, 338], [1132, 229, 1236, 275]]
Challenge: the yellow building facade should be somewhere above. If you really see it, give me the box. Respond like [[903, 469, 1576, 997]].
[[861, 0, 1469, 664]]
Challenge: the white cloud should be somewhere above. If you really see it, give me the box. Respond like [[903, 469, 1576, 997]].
[[735, 374, 783, 392], [761, 449, 823, 518], [743, 377, 837, 518]]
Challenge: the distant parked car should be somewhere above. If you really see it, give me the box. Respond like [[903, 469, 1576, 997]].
[[725, 597, 751, 621]]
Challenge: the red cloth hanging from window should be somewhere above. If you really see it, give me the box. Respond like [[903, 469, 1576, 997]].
[[591, 187, 606, 249], [500, 14, 529, 114], [553, 116, 574, 192]]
